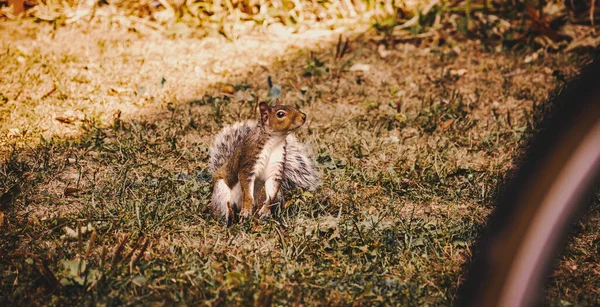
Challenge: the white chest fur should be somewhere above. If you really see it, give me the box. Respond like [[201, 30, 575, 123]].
[[252, 136, 286, 181]]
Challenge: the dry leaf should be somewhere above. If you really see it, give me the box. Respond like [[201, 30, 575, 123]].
[[55, 116, 75, 124], [565, 35, 600, 52], [349, 63, 371, 72], [0, 211, 5, 227], [450, 69, 468, 77], [64, 187, 80, 197], [377, 45, 391, 58], [7, 128, 20, 138], [440, 118, 455, 131], [62, 223, 95, 238], [221, 84, 235, 94], [63, 226, 78, 238], [524, 52, 539, 63]]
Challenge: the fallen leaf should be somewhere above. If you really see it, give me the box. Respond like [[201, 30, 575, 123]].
[[0, 211, 4, 227], [62, 223, 95, 238], [225, 271, 245, 286], [131, 275, 147, 286], [565, 35, 600, 52], [64, 187, 80, 197], [60, 259, 87, 286], [63, 226, 78, 238], [349, 63, 371, 72], [55, 116, 75, 124], [395, 113, 407, 123], [411, 237, 425, 247], [377, 45, 391, 58], [543, 1, 566, 18], [221, 84, 235, 94], [440, 118, 455, 131], [453, 239, 468, 248], [450, 69, 468, 77], [387, 136, 400, 143], [319, 215, 339, 231], [7, 128, 20, 138], [524, 52, 539, 63]]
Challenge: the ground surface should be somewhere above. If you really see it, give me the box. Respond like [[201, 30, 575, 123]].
[[0, 9, 598, 306]]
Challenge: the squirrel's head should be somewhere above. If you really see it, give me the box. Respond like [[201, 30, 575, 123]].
[[258, 101, 306, 133]]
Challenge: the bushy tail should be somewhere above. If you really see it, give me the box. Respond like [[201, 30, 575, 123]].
[[208, 120, 255, 172], [281, 135, 321, 191], [209, 121, 321, 191]]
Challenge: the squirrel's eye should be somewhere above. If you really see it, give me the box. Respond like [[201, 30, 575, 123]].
[[276, 111, 285, 118]]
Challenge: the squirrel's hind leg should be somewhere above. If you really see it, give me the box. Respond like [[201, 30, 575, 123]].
[[212, 180, 242, 223]]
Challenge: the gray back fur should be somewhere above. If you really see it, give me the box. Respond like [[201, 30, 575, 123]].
[[209, 120, 320, 192]]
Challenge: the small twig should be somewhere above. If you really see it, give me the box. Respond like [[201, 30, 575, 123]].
[[335, 34, 342, 58], [352, 218, 365, 245], [40, 85, 56, 100], [87, 0, 97, 24], [340, 38, 350, 58], [335, 35, 350, 59], [13, 88, 23, 101]]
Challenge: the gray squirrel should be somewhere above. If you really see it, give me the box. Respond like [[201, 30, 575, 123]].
[[208, 101, 320, 223]]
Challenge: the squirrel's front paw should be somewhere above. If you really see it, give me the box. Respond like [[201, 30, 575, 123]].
[[257, 205, 272, 220], [240, 207, 253, 221]]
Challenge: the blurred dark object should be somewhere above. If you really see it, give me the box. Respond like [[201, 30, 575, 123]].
[[565, 0, 600, 24], [456, 57, 600, 307]]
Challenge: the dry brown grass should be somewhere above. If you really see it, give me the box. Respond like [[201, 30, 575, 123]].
[[0, 2, 599, 306]]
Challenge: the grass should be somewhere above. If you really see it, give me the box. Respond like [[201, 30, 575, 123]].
[[1, 1, 600, 306]]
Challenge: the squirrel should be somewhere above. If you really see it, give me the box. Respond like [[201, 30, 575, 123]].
[[209, 100, 320, 223]]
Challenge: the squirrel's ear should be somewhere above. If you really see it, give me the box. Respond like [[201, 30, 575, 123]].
[[274, 98, 282, 105], [259, 102, 270, 123]]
